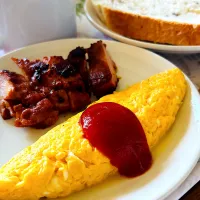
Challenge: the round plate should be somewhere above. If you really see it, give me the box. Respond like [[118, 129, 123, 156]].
[[85, 0, 200, 54], [0, 39, 200, 200]]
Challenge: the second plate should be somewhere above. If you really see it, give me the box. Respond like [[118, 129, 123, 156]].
[[85, 0, 200, 54]]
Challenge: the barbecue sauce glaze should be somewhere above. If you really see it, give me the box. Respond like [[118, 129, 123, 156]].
[[80, 102, 152, 177]]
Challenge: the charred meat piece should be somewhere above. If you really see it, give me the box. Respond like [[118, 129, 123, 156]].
[[32, 68, 61, 89], [52, 59, 77, 78], [30, 62, 49, 84], [12, 58, 41, 79], [61, 74, 86, 92], [13, 104, 24, 123], [0, 100, 15, 120], [87, 41, 118, 97], [0, 42, 119, 129], [12, 56, 88, 92], [12, 57, 51, 88], [68, 91, 91, 112], [43, 56, 64, 66], [68, 47, 89, 91], [14, 99, 58, 128], [68, 47, 86, 62], [34, 86, 51, 97], [33, 111, 59, 129], [22, 92, 46, 106], [47, 60, 88, 92], [49, 89, 70, 113], [0, 70, 29, 100], [33, 64, 86, 92]]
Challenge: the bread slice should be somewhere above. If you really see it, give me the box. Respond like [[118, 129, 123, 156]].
[[91, 0, 200, 45]]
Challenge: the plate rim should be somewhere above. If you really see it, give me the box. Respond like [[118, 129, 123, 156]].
[[0, 38, 200, 200], [84, 0, 200, 54]]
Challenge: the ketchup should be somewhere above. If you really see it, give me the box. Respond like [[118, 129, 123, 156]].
[[79, 102, 152, 178]]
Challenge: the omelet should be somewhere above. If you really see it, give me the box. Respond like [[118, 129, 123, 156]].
[[0, 68, 187, 200]]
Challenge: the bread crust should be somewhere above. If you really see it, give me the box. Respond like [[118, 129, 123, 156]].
[[98, 6, 200, 45]]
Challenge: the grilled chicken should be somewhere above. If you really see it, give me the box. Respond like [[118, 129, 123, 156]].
[[11, 58, 41, 79], [14, 99, 59, 128], [68, 47, 89, 91], [88, 41, 118, 97], [0, 100, 15, 120], [49, 90, 70, 113], [0, 70, 29, 120], [0, 58, 91, 128], [0, 41, 118, 128], [0, 70, 29, 100], [68, 91, 91, 111], [43, 56, 64, 66]]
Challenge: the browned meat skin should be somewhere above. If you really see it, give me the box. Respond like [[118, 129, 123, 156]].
[[68, 47, 86, 62], [87, 40, 118, 97], [68, 47, 89, 91], [49, 89, 70, 113], [33, 111, 59, 129], [52, 59, 78, 78], [14, 99, 58, 128], [22, 92, 45, 106], [0, 70, 29, 100], [11, 58, 41, 79], [68, 91, 91, 112], [13, 57, 86, 91], [61, 74, 86, 92], [13, 104, 24, 123], [32, 69, 61, 89], [35, 86, 51, 97], [42, 56, 64, 66], [38, 67, 84, 91], [0, 100, 15, 119]]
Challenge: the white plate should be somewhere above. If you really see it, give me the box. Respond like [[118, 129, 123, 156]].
[[0, 39, 200, 200], [85, 0, 200, 54]]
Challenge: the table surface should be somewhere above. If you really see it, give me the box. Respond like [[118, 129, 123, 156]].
[[181, 181, 200, 200]]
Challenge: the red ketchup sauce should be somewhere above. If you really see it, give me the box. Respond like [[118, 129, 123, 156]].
[[79, 102, 152, 178]]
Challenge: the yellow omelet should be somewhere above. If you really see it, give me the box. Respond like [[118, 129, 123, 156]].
[[0, 68, 187, 200]]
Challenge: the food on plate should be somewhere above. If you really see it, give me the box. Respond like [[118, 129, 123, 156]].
[[88, 41, 118, 97], [80, 102, 152, 177], [0, 41, 118, 128], [91, 0, 200, 45], [0, 68, 186, 200], [0, 70, 29, 119]]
